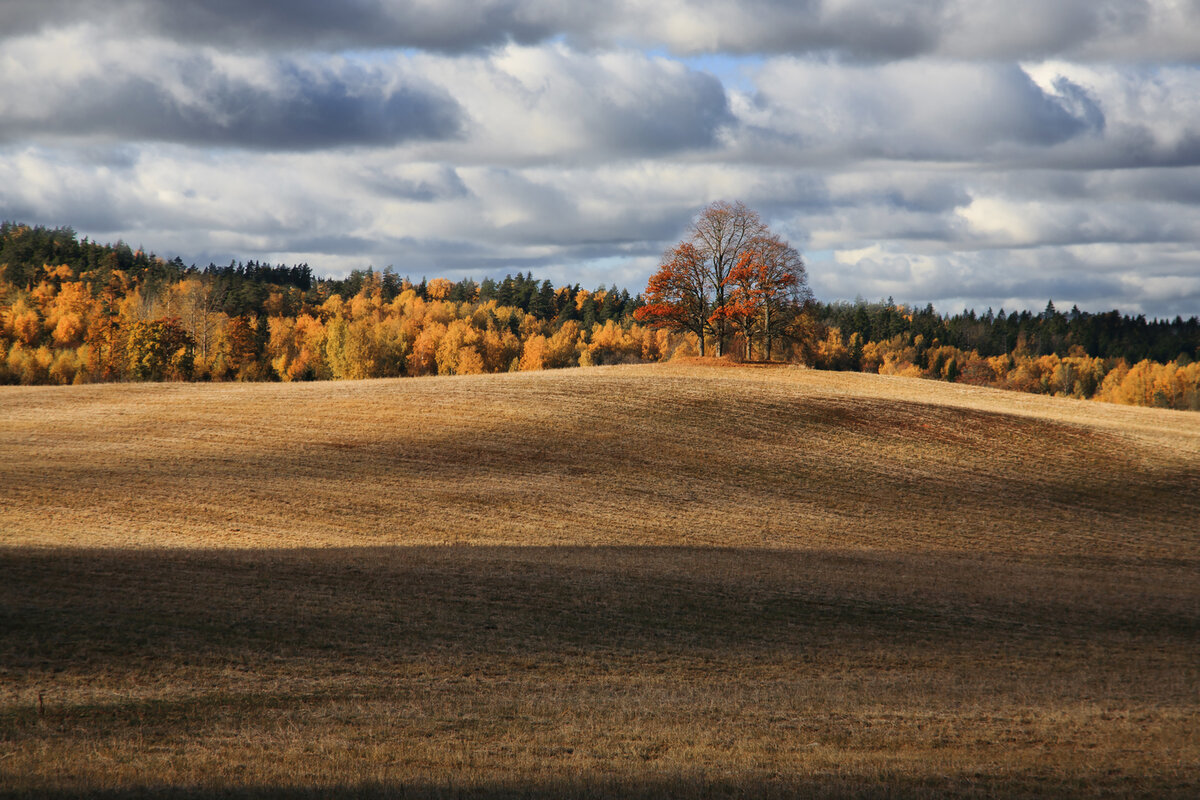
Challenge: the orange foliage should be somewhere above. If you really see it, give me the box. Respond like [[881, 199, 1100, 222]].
[[408, 322, 446, 377], [1096, 359, 1200, 409], [635, 243, 710, 355], [5, 258, 1193, 412], [436, 319, 482, 376], [426, 278, 454, 301], [519, 335, 547, 371], [11, 306, 42, 346], [584, 320, 645, 365]]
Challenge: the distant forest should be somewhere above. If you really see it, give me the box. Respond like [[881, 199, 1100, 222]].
[[2, 222, 1198, 410]]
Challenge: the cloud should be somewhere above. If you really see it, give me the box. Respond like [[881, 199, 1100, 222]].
[[407, 45, 734, 161], [4, 1, 1199, 61], [1, 7, 1199, 317], [731, 60, 1106, 166], [814, 243, 1200, 317], [7, 136, 1200, 316], [0, 1, 560, 52], [361, 164, 471, 203], [0, 33, 463, 150], [0, 33, 728, 159]]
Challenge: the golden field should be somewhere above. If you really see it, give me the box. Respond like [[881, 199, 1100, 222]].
[[2, 363, 1198, 797]]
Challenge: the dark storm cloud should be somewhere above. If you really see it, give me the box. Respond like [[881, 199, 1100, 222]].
[[731, 0, 945, 60], [0, 58, 462, 150], [401, 47, 736, 160], [0, 144, 140, 233], [1107, 168, 1200, 206]]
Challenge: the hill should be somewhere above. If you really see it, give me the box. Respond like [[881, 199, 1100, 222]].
[[2, 364, 1198, 797]]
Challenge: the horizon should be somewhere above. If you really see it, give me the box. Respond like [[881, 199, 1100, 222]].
[[9, 218, 1198, 322]]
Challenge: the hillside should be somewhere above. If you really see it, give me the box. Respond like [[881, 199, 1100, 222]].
[[3, 363, 1198, 554], [2, 364, 1199, 797]]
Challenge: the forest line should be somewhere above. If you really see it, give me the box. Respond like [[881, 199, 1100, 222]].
[[1, 220, 1198, 411]]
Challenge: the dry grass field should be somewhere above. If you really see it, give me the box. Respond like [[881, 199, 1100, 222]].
[[2, 363, 1198, 797]]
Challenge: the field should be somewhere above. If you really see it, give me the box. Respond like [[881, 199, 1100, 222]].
[[2, 363, 1199, 797]]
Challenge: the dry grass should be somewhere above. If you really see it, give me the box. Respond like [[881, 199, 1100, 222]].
[[1, 363, 1198, 797]]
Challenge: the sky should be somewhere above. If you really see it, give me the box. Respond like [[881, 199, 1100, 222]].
[[2, 1, 1200, 317]]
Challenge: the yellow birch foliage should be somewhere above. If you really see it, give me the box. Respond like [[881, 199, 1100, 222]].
[[6, 343, 52, 384], [426, 278, 454, 301], [48, 348, 82, 385], [585, 320, 644, 365], [814, 328, 854, 371], [268, 316, 300, 380], [45, 282, 94, 347], [408, 321, 446, 377], [349, 288, 382, 321], [325, 315, 397, 381], [292, 314, 330, 380], [8, 297, 42, 346], [640, 328, 670, 361], [482, 327, 521, 372], [320, 295, 345, 320], [519, 335, 548, 371], [436, 318, 482, 375], [543, 320, 581, 369], [1096, 359, 1200, 409]]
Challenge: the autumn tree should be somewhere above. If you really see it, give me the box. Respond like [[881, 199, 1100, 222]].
[[720, 234, 810, 360], [635, 242, 712, 355], [126, 318, 194, 381], [689, 201, 768, 356], [426, 277, 454, 301], [223, 315, 261, 378], [169, 277, 224, 372], [637, 202, 800, 358]]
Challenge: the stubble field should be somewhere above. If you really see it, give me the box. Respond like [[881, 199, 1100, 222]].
[[2, 363, 1198, 797]]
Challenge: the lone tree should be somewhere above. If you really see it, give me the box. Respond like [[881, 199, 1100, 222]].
[[636, 201, 809, 359]]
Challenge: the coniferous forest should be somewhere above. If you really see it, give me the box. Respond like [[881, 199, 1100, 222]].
[[2, 221, 1198, 410]]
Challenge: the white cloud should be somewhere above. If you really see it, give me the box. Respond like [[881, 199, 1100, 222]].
[[0, 27, 463, 150], [8, 1, 1199, 61]]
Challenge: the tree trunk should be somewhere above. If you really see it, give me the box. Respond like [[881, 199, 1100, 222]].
[[764, 306, 772, 361]]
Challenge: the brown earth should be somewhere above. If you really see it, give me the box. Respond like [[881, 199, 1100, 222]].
[[2, 364, 1198, 797]]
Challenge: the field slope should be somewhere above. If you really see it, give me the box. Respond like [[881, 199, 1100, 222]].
[[2, 364, 1198, 797]]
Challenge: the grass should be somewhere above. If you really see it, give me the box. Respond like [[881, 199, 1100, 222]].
[[1, 363, 1198, 797]]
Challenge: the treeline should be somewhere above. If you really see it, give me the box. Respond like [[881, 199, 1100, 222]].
[[0, 221, 183, 290], [808, 301, 1200, 411], [2, 222, 1198, 411], [0, 223, 665, 385], [816, 299, 1200, 365]]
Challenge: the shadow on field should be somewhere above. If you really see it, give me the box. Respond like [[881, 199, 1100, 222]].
[[0, 772, 1145, 800], [2, 545, 1196, 675], [3, 546, 1198, 799]]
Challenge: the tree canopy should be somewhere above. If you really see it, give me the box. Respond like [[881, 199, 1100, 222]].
[[636, 202, 810, 359]]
